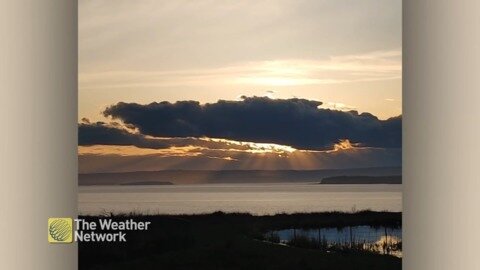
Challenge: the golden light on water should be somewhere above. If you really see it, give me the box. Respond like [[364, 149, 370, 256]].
[[371, 235, 402, 258]]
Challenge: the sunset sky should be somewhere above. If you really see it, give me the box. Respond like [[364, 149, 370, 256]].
[[79, 0, 402, 173]]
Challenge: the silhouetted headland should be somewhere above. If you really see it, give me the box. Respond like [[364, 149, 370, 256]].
[[79, 167, 401, 185], [320, 175, 401, 184]]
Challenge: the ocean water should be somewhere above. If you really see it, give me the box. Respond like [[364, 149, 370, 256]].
[[78, 183, 402, 215]]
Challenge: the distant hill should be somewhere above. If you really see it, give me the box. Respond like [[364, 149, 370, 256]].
[[119, 181, 174, 186], [79, 167, 401, 185], [320, 175, 401, 184]]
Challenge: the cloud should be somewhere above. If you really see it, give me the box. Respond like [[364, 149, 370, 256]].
[[321, 101, 357, 111], [79, 121, 288, 152], [102, 96, 401, 150], [78, 145, 401, 173], [79, 122, 170, 149], [79, 50, 401, 91], [80, 0, 401, 75]]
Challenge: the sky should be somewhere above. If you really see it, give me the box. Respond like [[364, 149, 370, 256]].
[[78, 0, 402, 173]]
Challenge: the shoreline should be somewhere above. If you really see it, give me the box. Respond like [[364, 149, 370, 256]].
[[79, 211, 401, 270]]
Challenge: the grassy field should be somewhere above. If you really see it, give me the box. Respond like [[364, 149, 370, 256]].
[[79, 211, 401, 270]]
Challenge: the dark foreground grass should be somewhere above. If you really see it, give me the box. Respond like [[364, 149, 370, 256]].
[[79, 211, 401, 270]]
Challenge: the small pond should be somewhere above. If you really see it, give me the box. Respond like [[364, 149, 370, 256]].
[[265, 226, 402, 257]]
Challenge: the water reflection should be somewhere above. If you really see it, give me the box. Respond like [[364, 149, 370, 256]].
[[266, 226, 402, 257]]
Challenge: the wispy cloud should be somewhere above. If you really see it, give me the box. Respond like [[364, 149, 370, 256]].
[[80, 50, 401, 90]]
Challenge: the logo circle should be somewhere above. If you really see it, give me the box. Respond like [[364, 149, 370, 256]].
[[49, 219, 71, 241]]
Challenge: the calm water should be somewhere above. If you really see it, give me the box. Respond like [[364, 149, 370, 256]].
[[78, 183, 402, 215], [274, 226, 402, 244], [269, 226, 402, 257]]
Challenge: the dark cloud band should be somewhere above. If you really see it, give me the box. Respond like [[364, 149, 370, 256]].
[[79, 122, 170, 149], [79, 122, 256, 151], [101, 97, 401, 150]]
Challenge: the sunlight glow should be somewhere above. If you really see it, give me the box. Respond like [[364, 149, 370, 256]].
[[203, 138, 297, 154], [80, 50, 401, 90], [320, 102, 357, 111], [78, 145, 202, 157], [330, 139, 360, 152]]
